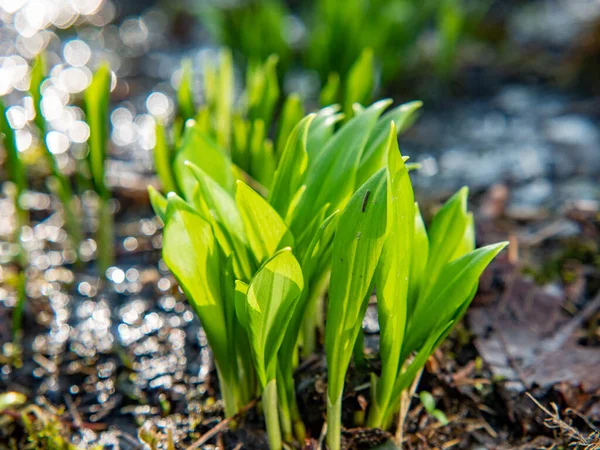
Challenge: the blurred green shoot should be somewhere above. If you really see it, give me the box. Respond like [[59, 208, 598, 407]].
[[84, 64, 113, 275]]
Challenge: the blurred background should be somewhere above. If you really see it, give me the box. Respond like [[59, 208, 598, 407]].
[[0, 0, 599, 448]]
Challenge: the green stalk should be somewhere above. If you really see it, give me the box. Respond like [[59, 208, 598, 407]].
[[366, 374, 385, 428], [11, 272, 26, 344], [326, 392, 342, 450], [276, 365, 293, 443], [216, 367, 240, 418], [97, 194, 114, 275], [290, 389, 306, 443], [300, 275, 328, 358], [263, 379, 282, 450]]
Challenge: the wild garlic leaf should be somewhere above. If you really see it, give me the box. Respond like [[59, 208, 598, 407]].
[[187, 162, 255, 279], [0, 101, 26, 192], [154, 123, 177, 194], [248, 121, 276, 188], [234, 280, 250, 331], [405, 242, 508, 355], [177, 59, 195, 122], [292, 100, 391, 233], [247, 55, 279, 125], [84, 63, 111, 199], [186, 161, 246, 244], [276, 94, 305, 158], [148, 186, 167, 222], [407, 202, 429, 317], [374, 123, 414, 414], [205, 49, 233, 149], [306, 105, 344, 167], [356, 101, 423, 188], [29, 53, 46, 134], [343, 48, 374, 119], [162, 194, 229, 371], [235, 180, 294, 265], [326, 168, 389, 402], [421, 186, 469, 295], [173, 124, 234, 201], [269, 114, 315, 218], [319, 72, 340, 107], [245, 248, 304, 386], [451, 211, 475, 260]]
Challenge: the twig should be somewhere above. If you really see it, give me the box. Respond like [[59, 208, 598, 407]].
[[64, 394, 83, 429], [186, 398, 258, 450], [317, 420, 327, 450], [395, 367, 423, 446], [526, 393, 591, 446]]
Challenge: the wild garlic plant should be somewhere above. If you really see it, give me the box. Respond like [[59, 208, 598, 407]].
[[324, 125, 507, 449], [153, 49, 294, 193], [150, 96, 422, 448]]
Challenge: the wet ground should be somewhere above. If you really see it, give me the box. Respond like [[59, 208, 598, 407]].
[[0, 0, 599, 448]]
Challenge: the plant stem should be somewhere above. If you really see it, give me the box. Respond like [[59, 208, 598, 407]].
[[97, 195, 114, 276], [276, 367, 293, 444], [326, 392, 342, 450], [263, 379, 282, 450], [366, 374, 385, 429], [216, 367, 239, 418], [11, 272, 26, 344]]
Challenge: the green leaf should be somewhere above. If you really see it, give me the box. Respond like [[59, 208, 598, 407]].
[[205, 49, 233, 149], [186, 161, 254, 279], [269, 114, 315, 218], [177, 59, 195, 122], [148, 185, 167, 222], [356, 101, 423, 188], [248, 120, 275, 187], [84, 63, 111, 199], [231, 114, 251, 172], [451, 212, 475, 260], [325, 168, 389, 402], [306, 105, 343, 167], [405, 242, 508, 355], [154, 123, 177, 194], [373, 123, 414, 417], [343, 48, 374, 119], [235, 180, 293, 265], [173, 123, 234, 201], [320, 72, 340, 107], [247, 54, 280, 125], [0, 100, 26, 193], [419, 391, 436, 413], [29, 53, 46, 134], [407, 203, 429, 317], [276, 94, 305, 159], [244, 248, 304, 386], [162, 193, 230, 377], [421, 187, 469, 296], [291, 100, 391, 234], [234, 280, 250, 331], [432, 409, 449, 426]]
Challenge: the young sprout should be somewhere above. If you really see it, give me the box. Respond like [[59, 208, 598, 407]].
[[29, 54, 82, 257], [84, 64, 113, 275]]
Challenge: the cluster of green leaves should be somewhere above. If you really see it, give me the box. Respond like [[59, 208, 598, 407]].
[[324, 127, 507, 449], [0, 54, 114, 274], [154, 48, 379, 201], [150, 94, 422, 448], [194, 0, 487, 87]]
